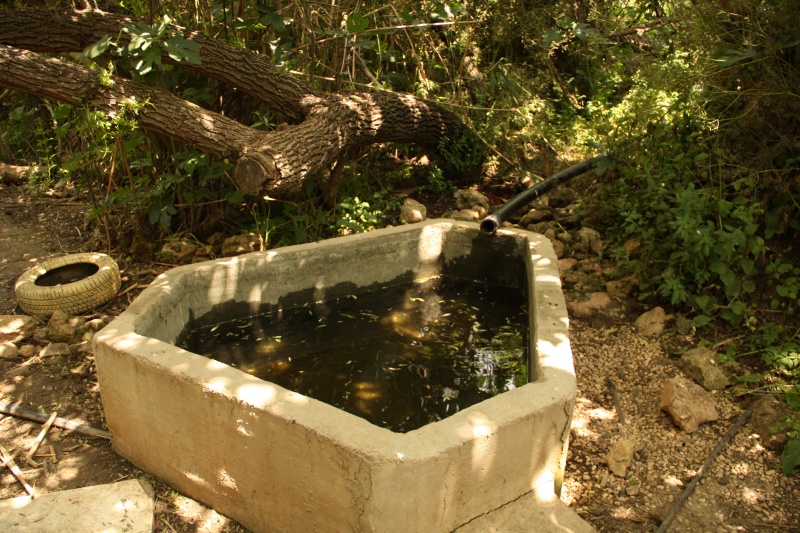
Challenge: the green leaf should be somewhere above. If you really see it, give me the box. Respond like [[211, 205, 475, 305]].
[[542, 28, 563, 48], [740, 258, 756, 276], [729, 301, 746, 315], [741, 280, 756, 294], [709, 261, 727, 275], [781, 438, 800, 476], [721, 270, 740, 298], [714, 47, 757, 66], [148, 203, 160, 225], [225, 188, 246, 204], [81, 35, 113, 59], [694, 294, 711, 311], [765, 206, 784, 239], [719, 308, 744, 324], [693, 314, 712, 328], [346, 12, 369, 34], [51, 104, 73, 121], [675, 314, 693, 335]]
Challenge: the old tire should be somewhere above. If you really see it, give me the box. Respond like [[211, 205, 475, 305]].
[[15, 253, 121, 317]]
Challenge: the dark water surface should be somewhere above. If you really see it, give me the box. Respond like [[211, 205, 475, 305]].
[[181, 277, 528, 432]]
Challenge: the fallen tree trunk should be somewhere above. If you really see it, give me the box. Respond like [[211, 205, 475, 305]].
[[0, 7, 482, 197], [0, 163, 43, 184], [0, 7, 314, 122], [0, 45, 259, 160]]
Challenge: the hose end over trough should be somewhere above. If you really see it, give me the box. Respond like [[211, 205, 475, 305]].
[[481, 155, 608, 235]]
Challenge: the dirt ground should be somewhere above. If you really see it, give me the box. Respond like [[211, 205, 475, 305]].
[[1, 182, 799, 532]]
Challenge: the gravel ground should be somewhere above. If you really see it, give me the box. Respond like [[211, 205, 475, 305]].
[[2, 183, 799, 532], [563, 321, 800, 532]]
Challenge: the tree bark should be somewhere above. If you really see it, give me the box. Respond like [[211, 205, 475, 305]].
[[0, 7, 314, 122], [0, 45, 260, 160], [0, 163, 42, 184], [0, 7, 482, 197]]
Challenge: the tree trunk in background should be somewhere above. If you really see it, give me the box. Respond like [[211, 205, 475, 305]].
[[0, 7, 482, 197], [0, 163, 41, 185]]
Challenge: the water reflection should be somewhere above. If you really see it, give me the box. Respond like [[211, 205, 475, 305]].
[[181, 277, 528, 433]]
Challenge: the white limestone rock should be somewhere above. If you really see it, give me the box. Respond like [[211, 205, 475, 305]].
[[634, 306, 669, 336], [400, 198, 427, 223], [660, 376, 719, 433]]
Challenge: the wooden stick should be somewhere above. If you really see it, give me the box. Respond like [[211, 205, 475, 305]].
[[606, 376, 627, 424], [0, 442, 36, 497], [116, 283, 149, 297], [0, 403, 110, 439], [25, 411, 57, 466], [655, 406, 754, 533]]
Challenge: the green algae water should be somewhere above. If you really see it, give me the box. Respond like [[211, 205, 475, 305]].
[[180, 277, 528, 433]]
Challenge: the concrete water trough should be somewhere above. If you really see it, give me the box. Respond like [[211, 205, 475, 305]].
[[94, 220, 590, 532]]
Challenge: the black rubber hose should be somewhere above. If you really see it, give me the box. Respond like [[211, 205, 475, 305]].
[[480, 155, 607, 235]]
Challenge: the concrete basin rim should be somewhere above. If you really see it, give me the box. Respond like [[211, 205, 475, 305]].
[[94, 218, 575, 459]]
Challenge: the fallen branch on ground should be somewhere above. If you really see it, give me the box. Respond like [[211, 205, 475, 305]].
[[606, 376, 627, 425], [25, 411, 58, 467], [0, 402, 110, 439], [0, 441, 37, 497], [656, 405, 754, 532]]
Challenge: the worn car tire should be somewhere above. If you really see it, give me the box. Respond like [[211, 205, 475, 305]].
[[15, 253, 121, 317]]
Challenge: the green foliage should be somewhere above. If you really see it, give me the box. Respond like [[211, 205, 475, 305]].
[[605, 133, 767, 325], [5, 0, 799, 327], [763, 343, 800, 381], [336, 196, 382, 235], [424, 166, 452, 194], [783, 437, 800, 476], [335, 188, 403, 236], [434, 126, 485, 181], [768, 259, 800, 312], [81, 15, 201, 77], [777, 388, 800, 475]]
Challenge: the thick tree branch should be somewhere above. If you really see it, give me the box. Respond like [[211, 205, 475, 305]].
[[0, 7, 316, 122], [0, 45, 261, 160], [0, 7, 483, 196], [0, 163, 41, 184]]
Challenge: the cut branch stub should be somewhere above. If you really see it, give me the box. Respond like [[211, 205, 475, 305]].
[[235, 152, 279, 196]]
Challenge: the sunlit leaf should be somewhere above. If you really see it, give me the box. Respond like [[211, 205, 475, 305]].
[[81, 35, 113, 59]]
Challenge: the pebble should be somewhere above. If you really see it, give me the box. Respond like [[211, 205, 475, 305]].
[[563, 321, 800, 530]]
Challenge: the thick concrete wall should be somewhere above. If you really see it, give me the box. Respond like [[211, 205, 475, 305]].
[[95, 220, 579, 533]]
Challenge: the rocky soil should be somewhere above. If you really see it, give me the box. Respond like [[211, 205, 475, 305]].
[[1, 182, 799, 532]]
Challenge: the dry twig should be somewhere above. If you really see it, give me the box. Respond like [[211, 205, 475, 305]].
[[25, 411, 57, 467], [0, 403, 110, 439], [606, 376, 627, 425], [656, 406, 754, 532], [0, 441, 36, 497]]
